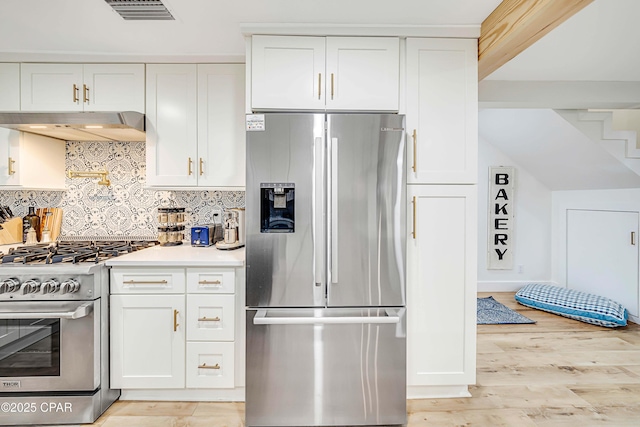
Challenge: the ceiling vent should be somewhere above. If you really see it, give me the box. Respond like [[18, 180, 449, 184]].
[[104, 0, 175, 20]]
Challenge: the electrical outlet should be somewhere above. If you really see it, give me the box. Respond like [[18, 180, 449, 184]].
[[517, 265, 524, 274]]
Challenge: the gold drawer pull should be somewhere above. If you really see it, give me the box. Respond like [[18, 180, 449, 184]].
[[83, 84, 90, 103], [188, 157, 193, 175], [199, 279, 221, 285], [198, 316, 220, 322], [123, 280, 168, 285], [198, 363, 220, 370], [73, 84, 79, 102], [173, 309, 179, 332]]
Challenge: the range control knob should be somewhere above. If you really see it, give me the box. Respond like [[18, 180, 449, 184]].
[[21, 279, 41, 294], [41, 279, 60, 294], [0, 278, 20, 294], [61, 279, 80, 294]]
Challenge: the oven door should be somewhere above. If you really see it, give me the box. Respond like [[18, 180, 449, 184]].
[[0, 300, 99, 393]]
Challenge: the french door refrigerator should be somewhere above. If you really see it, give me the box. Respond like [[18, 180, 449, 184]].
[[245, 113, 406, 427]]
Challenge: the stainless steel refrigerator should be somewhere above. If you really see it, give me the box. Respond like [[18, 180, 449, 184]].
[[245, 113, 406, 427]]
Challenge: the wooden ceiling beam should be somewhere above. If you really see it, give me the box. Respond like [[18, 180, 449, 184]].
[[478, 0, 594, 81]]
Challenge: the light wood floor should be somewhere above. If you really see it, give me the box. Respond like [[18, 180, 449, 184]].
[[72, 292, 640, 426]]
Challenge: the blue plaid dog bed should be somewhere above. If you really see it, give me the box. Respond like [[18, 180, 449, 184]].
[[515, 284, 628, 328]]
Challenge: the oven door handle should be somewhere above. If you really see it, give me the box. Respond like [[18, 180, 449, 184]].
[[0, 302, 93, 320]]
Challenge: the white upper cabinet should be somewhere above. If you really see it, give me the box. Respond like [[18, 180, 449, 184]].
[[325, 37, 399, 111], [251, 35, 399, 111], [0, 128, 65, 190], [0, 63, 20, 111], [406, 38, 477, 184], [197, 64, 245, 188], [146, 64, 198, 187], [20, 63, 145, 112], [251, 36, 326, 111], [146, 64, 246, 188]]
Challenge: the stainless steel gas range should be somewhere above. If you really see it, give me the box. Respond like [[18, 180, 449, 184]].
[[0, 240, 157, 426]]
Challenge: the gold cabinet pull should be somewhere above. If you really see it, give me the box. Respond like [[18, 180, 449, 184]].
[[123, 280, 168, 285], [73, 84, 79, 103], [188, 157, 193, 175], [198, 316, 221, 322], [331, 73, 334, 100], [7, 157, 15, 175], [412, 129, 417, 172], [199, 279, 221, 285], [174, 309, 179, 332], [83, 84, 89, 103], [632, 231, 636, 246], [318, 73, 322, 100], [412, 196, 417, 239], [198, 363, 220, 370], [199, 158, 204, 176]]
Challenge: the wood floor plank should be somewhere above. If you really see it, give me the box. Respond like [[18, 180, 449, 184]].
[[570, 384, 640, 407]]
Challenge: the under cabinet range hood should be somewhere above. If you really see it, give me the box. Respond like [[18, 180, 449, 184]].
[[0, 111, 145, 142]]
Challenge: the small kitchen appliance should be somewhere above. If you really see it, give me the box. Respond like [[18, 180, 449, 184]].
[[214, 208, 245, 250], [190, 224, 223, 247]]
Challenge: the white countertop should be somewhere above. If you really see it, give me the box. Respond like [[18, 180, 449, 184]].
[[105, 244, 245, 267]]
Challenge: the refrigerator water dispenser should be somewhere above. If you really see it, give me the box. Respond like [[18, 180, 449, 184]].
[[260, 183, 294, 233]]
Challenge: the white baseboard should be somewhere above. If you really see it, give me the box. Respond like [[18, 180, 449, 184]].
[[407, 385, 471, 399], [120, 388, 245, 402], [477, 280, 558, 293]]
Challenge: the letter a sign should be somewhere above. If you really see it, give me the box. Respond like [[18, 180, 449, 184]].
[[488, 167, 515, 269]]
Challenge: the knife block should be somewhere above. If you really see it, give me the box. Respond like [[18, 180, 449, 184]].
[[0, 217, 24, 244]]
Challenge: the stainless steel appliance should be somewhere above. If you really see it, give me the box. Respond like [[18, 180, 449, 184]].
[[245, 114, 406, 427], [0, 240, 157, 426]]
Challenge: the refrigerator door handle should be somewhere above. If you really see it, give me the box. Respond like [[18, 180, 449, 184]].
[[329, 137, 339, 284], [313, 136, 324, 286], [253, 309, 402, 325]]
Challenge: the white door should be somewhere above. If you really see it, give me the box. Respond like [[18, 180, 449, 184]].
[[407, 184, 477, 387], [110, 294, 185, 389], [406, 38, 478, 184], [83, 64, 145, 112], [567, 209, 639, 318], [325, 37, 399, 111], [21, 63, 84, 111], [251, 35, 326, 111], [146, 64, 198, 186], [197, 64, 246, 188], [0, 63, 20, 111]]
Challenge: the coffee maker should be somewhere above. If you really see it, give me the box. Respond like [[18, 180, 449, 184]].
[[215, 208, 245, 250]]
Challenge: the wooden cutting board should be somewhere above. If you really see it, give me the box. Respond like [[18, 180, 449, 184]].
[[36, 208, 63, 242]]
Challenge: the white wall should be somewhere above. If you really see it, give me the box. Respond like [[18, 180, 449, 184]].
[[551, 188, 640, 286], [478, 136, 553, 291]]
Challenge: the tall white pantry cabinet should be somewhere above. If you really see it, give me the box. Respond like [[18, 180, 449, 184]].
[[405, 38, 478, 398], [248, 35, 478, 398]]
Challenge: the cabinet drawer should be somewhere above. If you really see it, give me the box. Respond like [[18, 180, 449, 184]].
[[186, 342, 235, 388], [186, 294, 235, 341], [111, 268, 186, 294], [186, 268, 235, 294]]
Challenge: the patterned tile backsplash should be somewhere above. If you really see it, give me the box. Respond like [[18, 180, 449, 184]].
[[0, 141, 244, 240]]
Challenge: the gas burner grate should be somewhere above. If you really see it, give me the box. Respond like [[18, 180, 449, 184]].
[[0, 240, 159, 265]]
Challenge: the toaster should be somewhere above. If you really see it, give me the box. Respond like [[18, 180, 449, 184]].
[[190, 224, 223, 247]]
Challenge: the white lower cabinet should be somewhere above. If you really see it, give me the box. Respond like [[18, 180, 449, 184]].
[[110, 266, 240, 393], [110, 294, 185, 389], [406, 185, 477, 392]]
